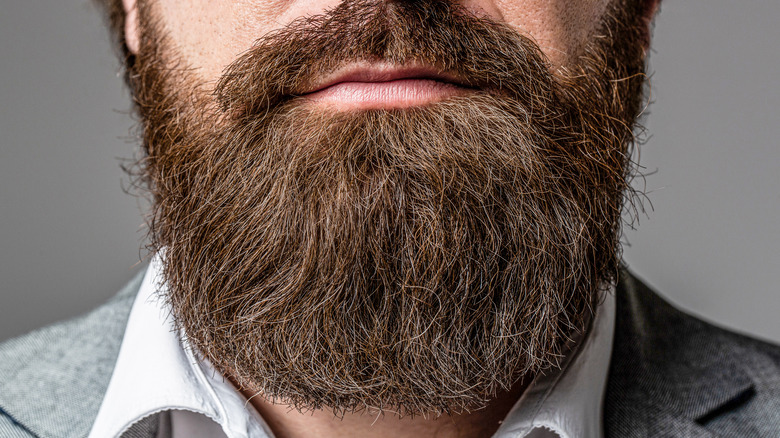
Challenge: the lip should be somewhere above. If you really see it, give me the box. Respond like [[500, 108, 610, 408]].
[[304, 62, 470, 94], [299, 62, 475, 109]]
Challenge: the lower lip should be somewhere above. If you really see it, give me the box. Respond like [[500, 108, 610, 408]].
[[303, 79, 467, 110]]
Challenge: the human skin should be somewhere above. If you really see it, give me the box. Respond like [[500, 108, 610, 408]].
[[120, 0, 657, 437], [122, 0, 643, 109]]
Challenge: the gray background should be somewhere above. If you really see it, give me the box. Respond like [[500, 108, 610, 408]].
[[1, 1, 778, 343]]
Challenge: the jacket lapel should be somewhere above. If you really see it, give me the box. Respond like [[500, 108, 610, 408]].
[[605, 269, 756, 437], [0, 270, 143, 438]]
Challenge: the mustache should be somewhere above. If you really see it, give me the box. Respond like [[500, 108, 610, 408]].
[[214, 0, 559, 118]]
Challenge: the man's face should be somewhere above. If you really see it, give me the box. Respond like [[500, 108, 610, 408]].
[[125, 0, 651, 417]]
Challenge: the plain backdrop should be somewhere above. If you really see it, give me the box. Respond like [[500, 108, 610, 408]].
[[1, 0, 778, 343]]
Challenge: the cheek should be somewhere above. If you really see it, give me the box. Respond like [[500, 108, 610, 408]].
[[152, 0, 345, 85], [493, 0, 612, 66], [153, 0, 265, 84]]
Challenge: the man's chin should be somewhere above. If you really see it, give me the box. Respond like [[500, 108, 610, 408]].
[[136, 0, 644, 417], [154, 97, 617, 416]]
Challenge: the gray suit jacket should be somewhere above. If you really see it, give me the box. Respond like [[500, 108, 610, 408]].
[[1, 269, 779, 438]]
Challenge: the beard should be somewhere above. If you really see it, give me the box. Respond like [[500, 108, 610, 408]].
[[131, 0, 646, 416]]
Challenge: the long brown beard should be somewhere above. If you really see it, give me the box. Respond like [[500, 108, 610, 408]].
[[132, 0, 646, 416]]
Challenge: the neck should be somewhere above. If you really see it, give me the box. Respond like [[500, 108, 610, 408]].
[[242, 380, 530, 438]]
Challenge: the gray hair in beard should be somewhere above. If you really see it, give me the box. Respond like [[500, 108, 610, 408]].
[[131, 0, 646, 417]]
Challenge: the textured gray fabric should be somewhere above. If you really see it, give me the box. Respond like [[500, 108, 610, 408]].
[[604, 270, 780, 437], [0, 270, 143, 438], [0, 267, 779, 438], [0, 407, 35, 438], [121, 412, 167, 438], [693, 334, 780, 436]]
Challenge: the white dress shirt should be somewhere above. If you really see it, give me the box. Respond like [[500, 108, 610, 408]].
[[89, 257, 615, 438]]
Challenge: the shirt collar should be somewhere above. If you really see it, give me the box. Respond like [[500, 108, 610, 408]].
[[88, 257, 274, 438], [495, 285, 616, 438], [90, 257, 615, 438]]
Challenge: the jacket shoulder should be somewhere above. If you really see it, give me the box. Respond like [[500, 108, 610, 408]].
[[0, 269, 144, 438], [606, 269, 780, 437], [615, 268, 780, 372]]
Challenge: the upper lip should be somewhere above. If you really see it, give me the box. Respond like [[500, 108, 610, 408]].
[[300, 62, 473, 95]]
